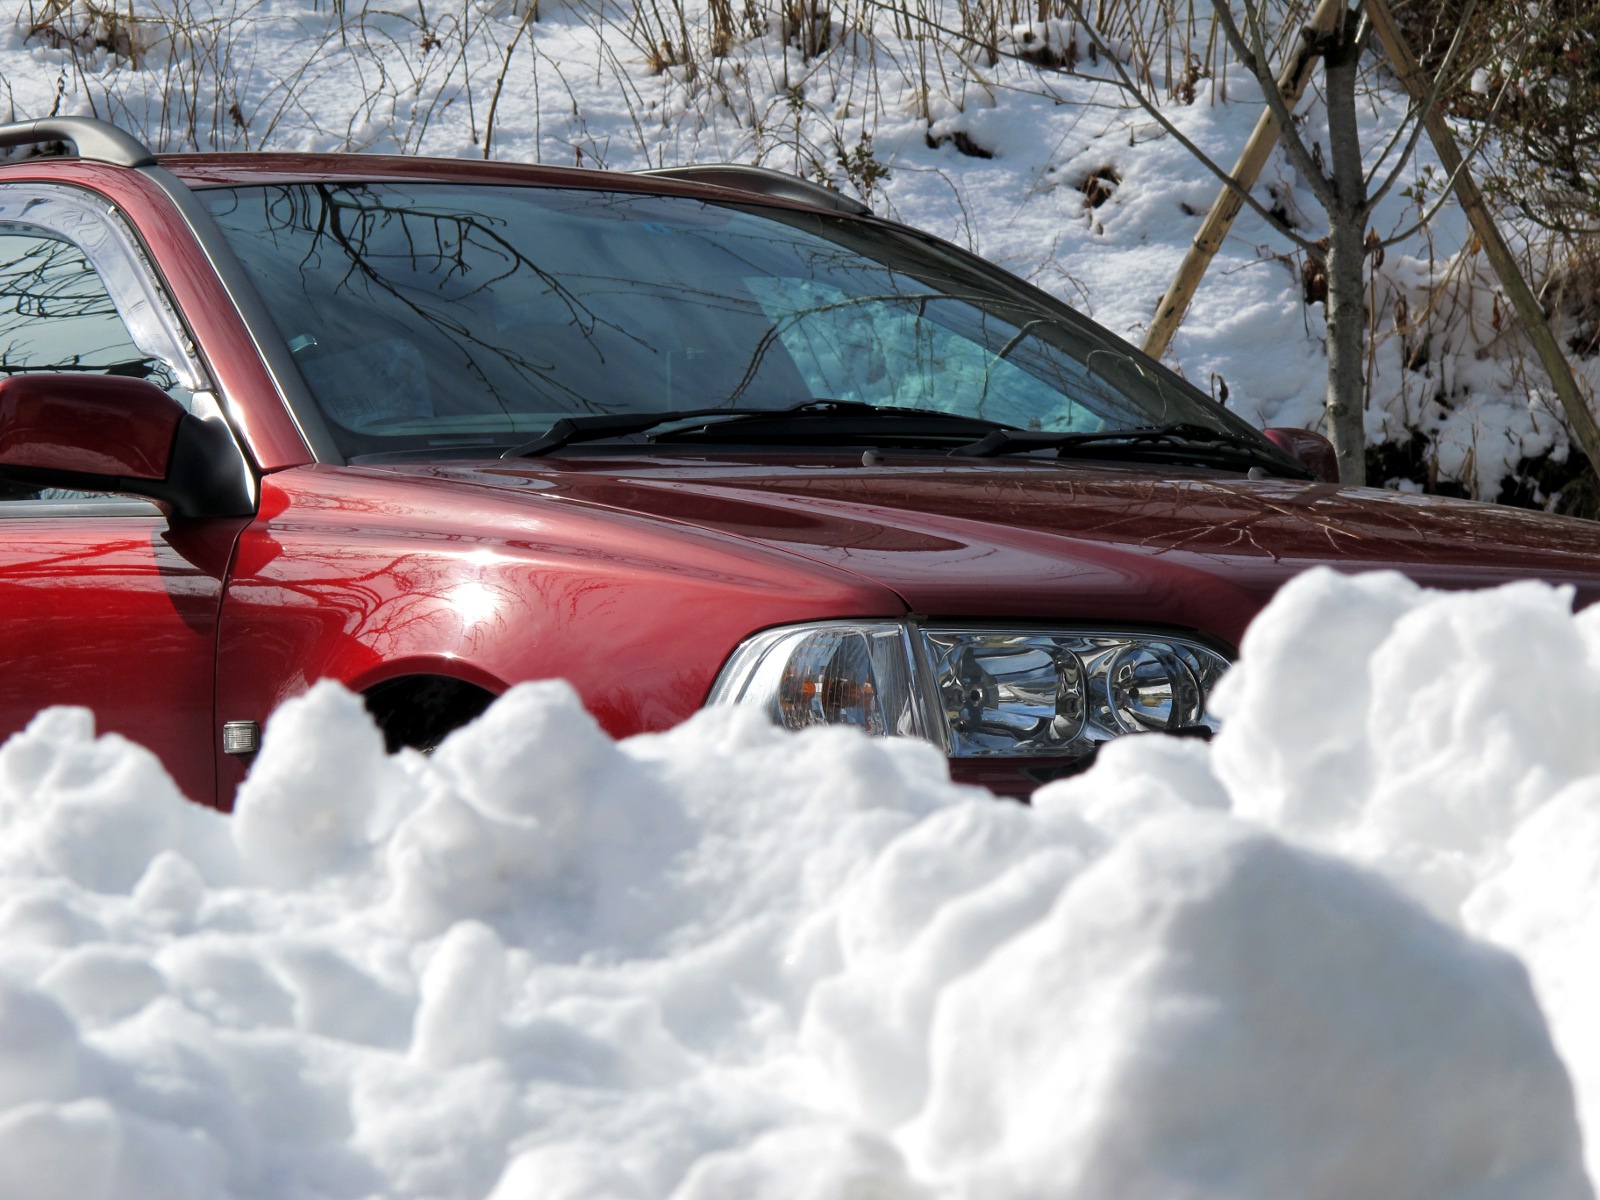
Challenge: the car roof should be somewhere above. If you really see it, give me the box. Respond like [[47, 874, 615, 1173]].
[[152, 152, 863, 217], [158, 151, 655, 189], [0, 117, 874, 215]]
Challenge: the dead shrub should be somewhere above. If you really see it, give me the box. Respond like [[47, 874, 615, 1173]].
[[24, 0, 148, 63]]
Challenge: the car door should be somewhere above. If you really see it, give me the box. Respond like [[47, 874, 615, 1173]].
[[0, 183, 250, 807]]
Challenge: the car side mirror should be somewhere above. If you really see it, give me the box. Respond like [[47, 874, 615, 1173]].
[[1262, 427, 1338, 483], [0, 373, 253, 517]]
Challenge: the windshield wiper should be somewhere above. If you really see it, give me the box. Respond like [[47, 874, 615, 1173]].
[[503, 399, 1015, 458], [504, 405, 772, 458], [949, 421, 1311, 478]]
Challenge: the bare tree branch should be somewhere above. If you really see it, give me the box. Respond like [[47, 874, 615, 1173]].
[[1056, 0, 1328, 255], [1363, 0, 1480, 212], [1374, 67, 1518, 250], [1209, 0, 1339, 211]]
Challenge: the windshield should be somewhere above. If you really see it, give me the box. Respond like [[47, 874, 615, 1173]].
[[204, 181, 1244, 458]]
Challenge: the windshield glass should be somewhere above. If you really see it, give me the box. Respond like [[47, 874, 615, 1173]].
[[204, 182, 1242, 457]]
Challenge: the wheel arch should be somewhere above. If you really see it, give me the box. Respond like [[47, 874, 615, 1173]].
[[359, 671, 500, 753]]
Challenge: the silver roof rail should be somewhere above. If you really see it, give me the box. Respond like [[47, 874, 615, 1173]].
[[638, 163, 872, 216], [0, 117, 156, 168]]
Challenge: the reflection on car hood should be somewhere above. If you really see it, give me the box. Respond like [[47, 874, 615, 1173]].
[[376, 454, 1600, 647]]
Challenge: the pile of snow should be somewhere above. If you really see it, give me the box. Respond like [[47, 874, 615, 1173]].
[[0, 569, 1595, 1198]]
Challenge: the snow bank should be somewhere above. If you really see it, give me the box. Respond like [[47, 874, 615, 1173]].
[[0, 570, 1595, 1198]]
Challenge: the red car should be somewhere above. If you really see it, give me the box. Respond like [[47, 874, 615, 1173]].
[[1, 115, 1597, 805]]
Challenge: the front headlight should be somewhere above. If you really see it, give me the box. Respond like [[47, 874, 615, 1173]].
[[707, 621, 1229, 758]]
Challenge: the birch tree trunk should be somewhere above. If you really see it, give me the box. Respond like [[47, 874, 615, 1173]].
[[1321, 20, 1369, 486], [1101, 0, 1506, 488]]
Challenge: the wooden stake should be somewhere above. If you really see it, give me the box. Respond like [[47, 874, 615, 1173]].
[[1363, 0, 1600, 480], [1142, 0, 1346, 361]]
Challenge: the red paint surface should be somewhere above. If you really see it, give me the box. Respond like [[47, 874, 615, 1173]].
[[212, 465, 904, 803], [0, 512, 244, 803], [0, 374, 182, 479]]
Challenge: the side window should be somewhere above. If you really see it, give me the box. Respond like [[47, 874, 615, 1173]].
[[0, 228, 184, 396], [0, 194, 202, 506]]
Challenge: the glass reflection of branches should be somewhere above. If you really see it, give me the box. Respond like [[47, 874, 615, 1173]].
[[205, 183, 1226, 458], [0, 229, 176, 390]]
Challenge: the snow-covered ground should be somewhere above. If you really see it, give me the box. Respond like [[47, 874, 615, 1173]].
[[0, 569, 1595, 1199], [3, 0, 1595, 500], [3, 6, 1600, 1197]]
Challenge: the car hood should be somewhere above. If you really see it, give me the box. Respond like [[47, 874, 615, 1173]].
[[372, 454, 1600, 646]]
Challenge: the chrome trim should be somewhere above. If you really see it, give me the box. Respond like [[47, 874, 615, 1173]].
[[0, 499, 163, 519]]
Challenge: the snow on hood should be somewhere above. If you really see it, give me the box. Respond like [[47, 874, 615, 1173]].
[[0, 568, 1595, 1199]]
